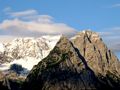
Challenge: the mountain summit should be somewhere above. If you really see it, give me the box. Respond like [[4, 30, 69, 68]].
[[23, 36, 100, 90], [72, 30, 120, 76], [0, 30, 120, 90], [23, 31, 120, 90]]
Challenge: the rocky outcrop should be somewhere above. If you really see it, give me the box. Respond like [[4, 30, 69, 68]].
[[0, 71, 25, 90], [71, 30, 120, 88], [0, 70, 26, 90], [23, 36, 108, 90]]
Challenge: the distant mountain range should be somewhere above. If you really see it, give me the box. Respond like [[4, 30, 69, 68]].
[[0, 30, 120, 90]]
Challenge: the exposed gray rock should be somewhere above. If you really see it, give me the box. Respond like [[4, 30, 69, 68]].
[[23, 36, 102, 90], [71, 30, 120, 88], [0, 71, 25, 90], [71, 30, 120, 76]]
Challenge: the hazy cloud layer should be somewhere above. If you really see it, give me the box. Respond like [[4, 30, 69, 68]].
[[104, 3, 120, 8], [111, 3, 120, 8], [9, 9, 38, 17], [99, 27, 120, 52], [0, 35, 15, 43], [0, 9, 77, 38], [4, 8, 38, 18]]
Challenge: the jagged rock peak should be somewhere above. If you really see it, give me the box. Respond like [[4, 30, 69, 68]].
[[0, 31, 120, 90], [71, 30, 102, 42], [71, 30, 120, 77], [23, 36, 100, 90]]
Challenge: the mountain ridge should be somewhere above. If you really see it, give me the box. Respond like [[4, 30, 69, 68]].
[[0, 30, 120, 90], [0, 35, 61, 72], [72, 30, 120, 76], [23, 36, 101, 90], [23, 31, 120, 90]]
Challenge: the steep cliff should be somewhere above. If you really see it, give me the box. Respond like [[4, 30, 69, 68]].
[[71, 30, 120, 88], [23, 36, 106, 90]]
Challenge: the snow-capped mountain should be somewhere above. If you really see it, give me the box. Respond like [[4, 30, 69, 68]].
[[0, 35, 61, 72], [0, 31, 120, 90]]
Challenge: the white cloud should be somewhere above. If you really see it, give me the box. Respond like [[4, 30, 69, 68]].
[[0, 18, 77, 36], [104, 3, 120, 8], [111, 3, 120, 8], [4, 8, 38, 18], [3, 8, 53, 23], [98, 32, 112, 36], [0, 9, 77, 38], [24, 15, 54, 23], [10, 9, 38, 17], [99, 27, 120, 52], [0, 35, 15, 43], [3, 7, 12, 12]]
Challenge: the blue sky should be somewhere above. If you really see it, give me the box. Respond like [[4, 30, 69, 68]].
[[0, 0, 120, 58], [0, 0, 120, 30]]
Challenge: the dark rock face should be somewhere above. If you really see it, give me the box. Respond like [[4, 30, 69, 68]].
[[23, 36, 101, 90], [23, 36, 119, 90], [0, 71, 25, 90], [0, 72, 9, 90], [71, 30, 120, 88]]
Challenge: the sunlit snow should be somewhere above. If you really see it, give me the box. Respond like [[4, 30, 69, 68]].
[[0, 35, 61, 74]]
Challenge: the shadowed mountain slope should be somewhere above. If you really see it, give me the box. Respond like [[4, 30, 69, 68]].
[[0, 31, 120, 90]]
